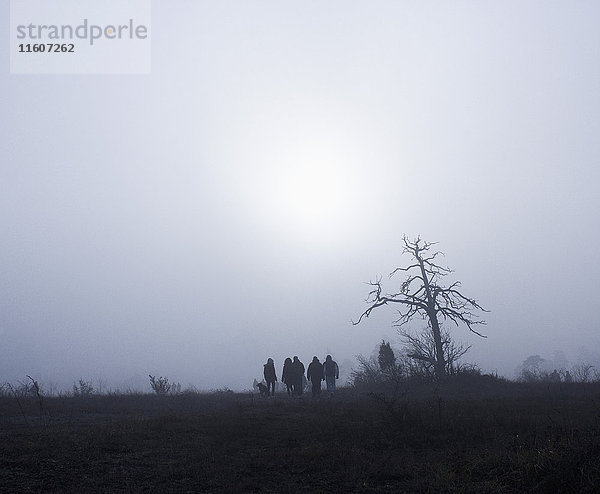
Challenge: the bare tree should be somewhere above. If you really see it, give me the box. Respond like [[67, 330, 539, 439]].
[[354, 236, 487, 379], [400, 326, 471, 377], [518, 355, 547, 381]]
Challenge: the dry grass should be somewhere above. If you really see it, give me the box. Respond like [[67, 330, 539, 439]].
[[1, 379, 600, 492]]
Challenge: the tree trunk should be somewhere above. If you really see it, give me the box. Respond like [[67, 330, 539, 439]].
[[416, 245, 446, 379], [429, 312, 446, 379]]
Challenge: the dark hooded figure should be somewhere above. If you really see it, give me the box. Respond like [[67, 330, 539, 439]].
[[263, 358, 277, 396], [306, 356, 324, 397], [323, 354, 340, 396], [292, 356, 305, 396], [281, 357, 294, 396]]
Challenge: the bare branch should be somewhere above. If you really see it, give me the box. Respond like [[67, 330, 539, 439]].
[[390, 263, 421, 277], [407, 353, 435, 364]]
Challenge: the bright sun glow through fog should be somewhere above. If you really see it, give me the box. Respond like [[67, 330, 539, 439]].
[[266, 146, 360, 242]]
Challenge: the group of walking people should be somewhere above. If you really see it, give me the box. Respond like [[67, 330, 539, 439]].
[[263, 355, 340, 397]]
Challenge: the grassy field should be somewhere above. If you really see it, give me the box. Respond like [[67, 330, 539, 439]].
[[1, 378, 600, 492]]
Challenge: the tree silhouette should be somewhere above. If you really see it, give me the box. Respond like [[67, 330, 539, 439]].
[[378, 340, 396, 371], [354, 236, 487, 379], [400, 326, 471, 376]]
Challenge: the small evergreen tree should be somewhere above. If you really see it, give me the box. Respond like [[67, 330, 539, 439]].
[[378, 340, 396, 371]]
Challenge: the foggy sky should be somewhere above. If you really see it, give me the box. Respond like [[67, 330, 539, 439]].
[[1, 1, 599, 392]]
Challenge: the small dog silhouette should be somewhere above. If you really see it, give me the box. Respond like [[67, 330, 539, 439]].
[[256, 382, 268, 397]]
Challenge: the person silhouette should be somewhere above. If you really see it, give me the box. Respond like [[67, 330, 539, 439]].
[[263, 358, 277, 396], [307, 356, 324, 397], [282, 357, 293, 396], [323, 354, 339, 396], [292, 356, 305, 396]]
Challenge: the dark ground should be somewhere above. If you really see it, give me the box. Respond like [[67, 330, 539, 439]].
[[1, 378, 600, 493]]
